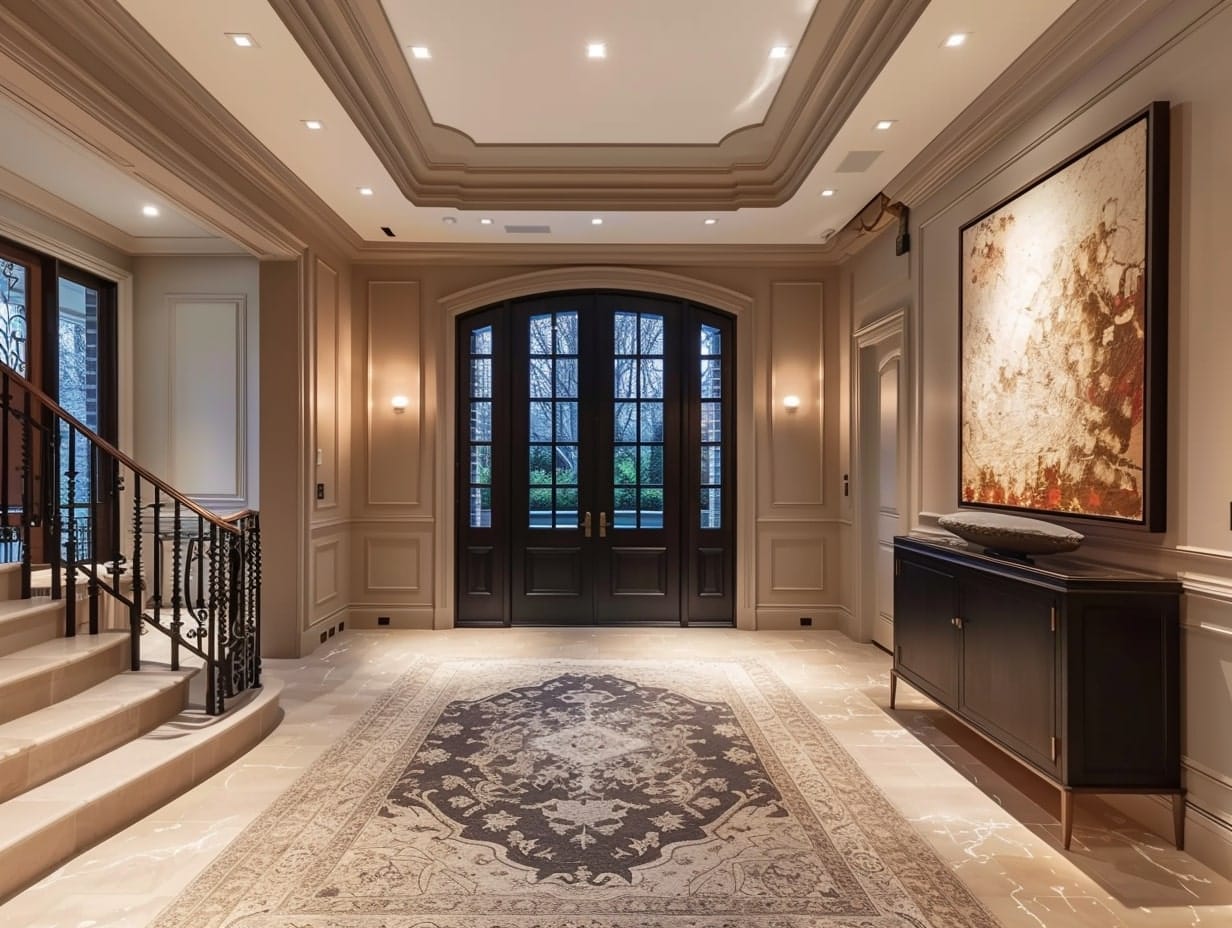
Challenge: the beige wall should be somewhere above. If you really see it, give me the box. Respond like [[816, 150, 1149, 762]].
[[132, 256, 260, 511], [844, 0, 1232, 874], [343, 262, 847, 634]]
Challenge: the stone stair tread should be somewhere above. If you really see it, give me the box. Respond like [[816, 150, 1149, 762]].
[[0, 679, 282, 848], [0, 598, 58, 622], [0, 667, 193, 755], [0, 634, 129, 687]]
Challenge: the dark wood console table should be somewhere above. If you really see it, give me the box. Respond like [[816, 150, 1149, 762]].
[[890, 534, 1183, 850]]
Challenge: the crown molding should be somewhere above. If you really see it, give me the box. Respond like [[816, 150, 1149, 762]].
[[268, 0, 928, 211], [884, 0, 1182, 207], [352, 241, 835, 268], [0, 0, 364, 260]]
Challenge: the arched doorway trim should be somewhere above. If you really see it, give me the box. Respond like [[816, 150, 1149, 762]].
[[435, 266, 757, 630]]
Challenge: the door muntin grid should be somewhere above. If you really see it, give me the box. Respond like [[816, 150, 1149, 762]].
[[612, 311, 665, 529], [527, 310, 580, 529], [699, 323, 723, 529], [467, 325, 494, 528]]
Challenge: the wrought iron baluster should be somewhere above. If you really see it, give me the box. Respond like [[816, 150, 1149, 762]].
[[130, 476, 142, 672], [170, 499, 182, 671], [64, 421, 77, 636], [207, 522, 219, 713], [87, 440, 99, 635]]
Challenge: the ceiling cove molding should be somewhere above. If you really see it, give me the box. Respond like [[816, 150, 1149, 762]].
[[352, 241, 835, 268], [268, 0, 929, 211], [0, 0, 362, 260], [885, 0, 1183, 207]]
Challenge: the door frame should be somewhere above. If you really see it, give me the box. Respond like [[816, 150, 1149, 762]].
[[852, 308, 909, 645], [437, 267, 757, 630]]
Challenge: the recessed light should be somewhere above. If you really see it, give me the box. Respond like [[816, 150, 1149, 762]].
[[141, 205, 160, 217], [410, 46, 431, 59], [820, 188, 836, 197], [875, 120, 896, 131], [226, 33, 256, 48], [480, 218, 493, 225], [302, 119, 323, 130], [442, 216, 457, 225], [591, 217, 604, 225], [358, 187, 374, 196], [769, 45, 790, 59], [704, 218, 718, 225], [944, 32, 969, 48], [587, 42, 607, 59]]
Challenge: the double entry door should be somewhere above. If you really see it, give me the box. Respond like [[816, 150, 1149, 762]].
[[457, 291, 733, 626]]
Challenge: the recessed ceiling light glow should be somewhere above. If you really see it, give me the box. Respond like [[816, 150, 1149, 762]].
[[704, 218, 718, 225], [587, 43, 607, 59], [410, 46, 431, 59], [226, 33, 256, 48], [302, 119, 323, 130], [944, 32, 969, 48], [875, 119, 896, 131], [358, 187, 374, 196], [141, 205, 160, 217], [442, 216, 457, 225], [769, 45, 790, 59], [591, 217, 604, 225], [820, 188, 836, 197], [480, 218, 493, 225]]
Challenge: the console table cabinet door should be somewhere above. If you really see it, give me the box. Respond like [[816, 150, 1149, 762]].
[[893, 557, 959, 705], [958, 577, 1058, 773]]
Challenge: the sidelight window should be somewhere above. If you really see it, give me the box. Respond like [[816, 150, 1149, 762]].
[[467, 325, 494, 527], [699, 323, 723, 529]]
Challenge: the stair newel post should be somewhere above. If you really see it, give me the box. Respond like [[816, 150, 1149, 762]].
[[130, 476, 142, 672], [87, 440, 99, 635], [64, 422, 78, 637], [170, 498, 182, 672]]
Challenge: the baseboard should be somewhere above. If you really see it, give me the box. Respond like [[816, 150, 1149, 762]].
[[754, 606, 851, 632], [1104, 792, 1232, 880], [346, 607, 435, 630]]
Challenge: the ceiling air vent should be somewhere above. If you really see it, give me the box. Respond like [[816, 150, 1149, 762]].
[[504, 224, 552, 234], [381, 226, 395, 237], [835, 150, 883, 173]]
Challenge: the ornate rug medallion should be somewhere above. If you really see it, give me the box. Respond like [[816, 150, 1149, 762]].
[[153, 659, 1001, 928], [387, 672, 784, 883]]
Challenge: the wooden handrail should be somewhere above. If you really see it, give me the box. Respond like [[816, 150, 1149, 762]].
[[0, 360, 241, 535]]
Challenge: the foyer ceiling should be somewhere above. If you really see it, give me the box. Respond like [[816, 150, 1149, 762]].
[[0, 0, 1080, 254]]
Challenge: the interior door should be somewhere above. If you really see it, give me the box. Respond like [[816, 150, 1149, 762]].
[[457, 291, 734, 627]]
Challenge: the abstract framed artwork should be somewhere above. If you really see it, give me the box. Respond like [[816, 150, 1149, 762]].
[[960, 101, 1170, 530]]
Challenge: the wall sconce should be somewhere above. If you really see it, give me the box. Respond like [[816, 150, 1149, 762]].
[[782, 394, 801, 412], [391, 394, 409, 414]]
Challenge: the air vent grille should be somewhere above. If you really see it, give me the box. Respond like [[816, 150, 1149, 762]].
[[836, 150, 883, 173], [504, 224, 551, 234]]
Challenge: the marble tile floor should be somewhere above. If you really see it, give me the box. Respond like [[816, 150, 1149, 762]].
[[0, 627, 1229, 928]]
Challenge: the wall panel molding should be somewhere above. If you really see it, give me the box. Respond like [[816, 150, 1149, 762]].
[[366, 280, 423, 507], [363, 534, 427, 595], [766, 282, 825, 509], [166, 293, 246, 506], [311, 538, 340, 608], [314, 258, 340, 511]]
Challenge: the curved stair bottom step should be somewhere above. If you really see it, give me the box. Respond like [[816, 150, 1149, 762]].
[[0, 677, 283, 902]]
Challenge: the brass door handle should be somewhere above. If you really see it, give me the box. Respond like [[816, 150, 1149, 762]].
[[599, 511, 608, 538], [583, 511, 592, 538]]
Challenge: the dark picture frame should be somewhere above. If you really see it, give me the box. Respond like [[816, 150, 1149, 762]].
[[959, 101, 1169, 530]]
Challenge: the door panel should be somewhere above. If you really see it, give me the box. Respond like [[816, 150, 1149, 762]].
[[457, 291, 734, 626]]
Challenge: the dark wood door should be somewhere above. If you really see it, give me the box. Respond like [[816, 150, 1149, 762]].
[[456, 291, 734, 626]]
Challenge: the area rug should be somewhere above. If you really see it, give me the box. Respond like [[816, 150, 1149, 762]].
[[153, 659, 1001, 927]]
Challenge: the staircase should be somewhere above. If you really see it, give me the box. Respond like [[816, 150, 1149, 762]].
[[0, 362, 276, 900]]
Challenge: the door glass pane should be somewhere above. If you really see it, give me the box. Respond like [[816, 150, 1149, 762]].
[[699, 324, 723, 529], [527, 311, 579, 529], [529, 357, 553, 397], [612, 311, 666, 528], [1, 260, 29, 376], [466, 324, 494, 528]]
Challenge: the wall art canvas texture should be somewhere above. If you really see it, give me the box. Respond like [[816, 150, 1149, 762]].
[[960, 103, 1168, 527]]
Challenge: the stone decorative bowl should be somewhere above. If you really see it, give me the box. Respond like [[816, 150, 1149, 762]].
[[937, 511, 1084, 558]]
